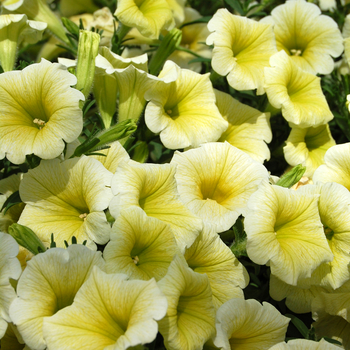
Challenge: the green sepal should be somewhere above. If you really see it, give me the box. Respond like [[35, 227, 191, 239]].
[[276, 164, 306, 188], [1, 191, 22, 215]]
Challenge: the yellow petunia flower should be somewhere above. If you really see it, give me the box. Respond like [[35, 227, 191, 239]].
[[264, 51, 333, 128], [92, 141, 130, 174], [144, 61, 228, 149], [168, 7, 212, 72], [184, 223, 249, 309], [0, 233, 21, 338], [171, 142, 269, 232], [261, 0, 343, 75], [215, 89, 272, 163], [0, 14, 46, 72], [313, 143, 350, 191], [109, 160, 202, 251], [0, 59, 84, 164], [245, 181, 333, 285], [297, 182, 350, 289], [269, 338, 341, 349], [43, 266, 168, 350], [114, 0, 175, 39], [207, 8, 277, 94], [283, 124, 336, 178], [18, 156, 113, 248], [214, 299, 290, 350], [9, 245, 106, 350], [104, 206, 178, 281], [158, 254, 216, 350]]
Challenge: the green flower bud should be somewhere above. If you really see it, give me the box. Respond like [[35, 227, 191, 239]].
[[75, 30, 100, 101], [149, 28, 182, 76], [8, 223, 46, 255]]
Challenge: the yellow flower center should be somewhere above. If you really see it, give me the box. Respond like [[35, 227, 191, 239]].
[[132, 255, 139, 265], [33, 118, 46, 129], [324, 226, 334, 241], [79, 213, 88, 221], [290, 49, 302, 56]]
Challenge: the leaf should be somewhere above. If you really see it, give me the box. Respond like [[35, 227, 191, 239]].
[[179, 16, 212, 29], [224, 0, 244, 15], [1, 191, 22, 215], [285, 314, 309, 339]]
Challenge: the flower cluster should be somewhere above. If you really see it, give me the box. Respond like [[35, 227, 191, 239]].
[[1, 0, 350, 349]]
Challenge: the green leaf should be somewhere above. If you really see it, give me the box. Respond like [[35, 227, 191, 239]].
[[179, 16, 212, 29], [285, 314, 309, 339], [1, 191, 22, 215], [61, 17, 80, 39], [131, 141, 149, 163], [224, 0, 245, 15], [276, 164, 306, 188]]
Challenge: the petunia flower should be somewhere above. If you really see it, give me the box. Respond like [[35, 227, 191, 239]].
[[245, 181, 333, 285], [261, 0, 343, 75], [206, 8, 277, 94], [171, 142, 269, 232], [0, 322, 28, 350], [109, 160, 202, 251], [59, 0, 98, 17], [269, 338, 341, 349], [283, 124, 336, 178], [0, 14, 46, 72], [9, 244, 106, 350], [312, 282, 350, 349], [1, 0, 69, 44], [43, 266, 168, 350], [114, 0, 175, 40], [158, 254, 216, 350], [0, 173, 24, 233], [104, 206, 178, 281], [214, 299, 290, 350], [264, 50, 333, 128], [0, 59, 84, 165], [0, 232, 21, 338], [184, 223, 249, 309], [18, 156, 113, 248], [92, 141, 130, 174], [215, 89, 272, 163], [94, 48, 175, 127], [297, 182, 350, 289], [168, 7, 212, 72], [144, 60, 228, 149], [269, 274, 329, 314], [313, 143, 350, 191]]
